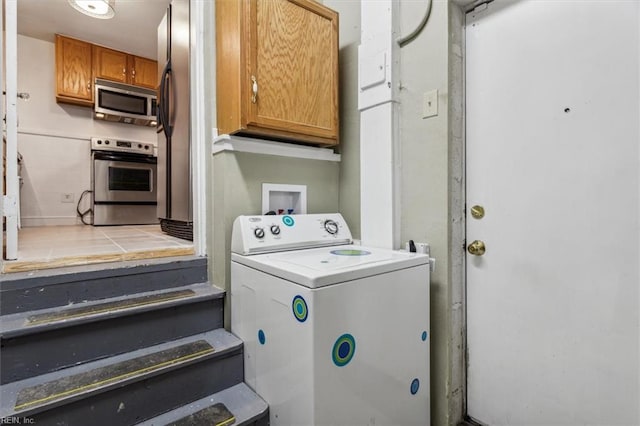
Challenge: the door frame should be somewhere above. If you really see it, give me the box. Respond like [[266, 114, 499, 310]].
[[1, 0, 207, 271], [190, 0, 207, 257], [451, 1, 468, 423], [3, 0, 19, 262]]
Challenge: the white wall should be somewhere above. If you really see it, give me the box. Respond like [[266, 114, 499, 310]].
[[397, 2, 465, 423], [324, 0, 361, 240], [16, 35, 155, 226], [328, 1, 466, 423]]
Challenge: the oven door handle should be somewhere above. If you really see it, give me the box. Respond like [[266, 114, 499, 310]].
[[93, 152, 157, 164]]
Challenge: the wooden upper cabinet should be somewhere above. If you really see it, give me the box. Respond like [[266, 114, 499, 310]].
[[94, 46, 158, 89], [216, 0, 339, 146], [55, 35, 93, 106], [129, 56, 158, 89], [56, 35, 158, 106], [94, 46, 129, 84]]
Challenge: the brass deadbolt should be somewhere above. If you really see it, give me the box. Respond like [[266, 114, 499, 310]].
[[470, 205, 485, 219], [467, 240, 486, 256]]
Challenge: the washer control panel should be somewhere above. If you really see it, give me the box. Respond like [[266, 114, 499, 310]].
[[231, 213, 352, 255]]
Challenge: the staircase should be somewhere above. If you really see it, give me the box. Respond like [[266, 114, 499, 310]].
[[0, 256, 268, 426]]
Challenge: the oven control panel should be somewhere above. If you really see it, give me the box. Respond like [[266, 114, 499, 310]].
[[91, 137, 156, 156]]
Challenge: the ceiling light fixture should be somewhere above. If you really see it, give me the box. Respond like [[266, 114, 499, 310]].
[[67, 0, 115, 20]]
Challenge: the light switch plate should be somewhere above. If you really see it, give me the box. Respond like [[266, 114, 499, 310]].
[[423, 89, 438, 118]]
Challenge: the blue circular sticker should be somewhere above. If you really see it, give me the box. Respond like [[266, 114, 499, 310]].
[[292, 295, 308, 322], [421, 331, 428, 341], [282, 216, 295, 227], [258, 329, 266, 345], [332, 334, 356, 367], [410, 378, 420, 395], [329, 249, 371, 256]]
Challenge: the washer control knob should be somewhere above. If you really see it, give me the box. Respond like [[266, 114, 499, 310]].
[[105, 140, 110, 145], [254, 227, 265, 239], [324, 220, 339, 235], [97, 139, 102, 144], [270, 225, 281, 235]]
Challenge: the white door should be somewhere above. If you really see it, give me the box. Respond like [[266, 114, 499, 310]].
[[2, 0, 19, 262], [466, 1, 639, 425]]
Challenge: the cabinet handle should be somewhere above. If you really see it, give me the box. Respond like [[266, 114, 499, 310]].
[[132, 69, 136, 78], [87, 82, 91, 91], [251, 75, 258, 103], [122, 67, 126, 75]]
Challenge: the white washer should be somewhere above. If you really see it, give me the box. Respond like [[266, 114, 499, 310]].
[[231, 214, 430, 426]]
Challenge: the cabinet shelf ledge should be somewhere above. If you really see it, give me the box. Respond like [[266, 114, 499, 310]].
[[212, 134, 341, 162]]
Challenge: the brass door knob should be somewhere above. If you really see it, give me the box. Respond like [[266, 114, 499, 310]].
[[467, 240, 486, 256], [470, 205, 485, 219]]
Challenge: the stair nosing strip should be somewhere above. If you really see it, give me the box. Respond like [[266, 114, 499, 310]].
[[14, 343, 216, 412], [1, 283, 223, 339], [166, 402, 237, 426], [3, 330, 242, 418], [135, 383, 268, 426], [26, 289, 197, 326]]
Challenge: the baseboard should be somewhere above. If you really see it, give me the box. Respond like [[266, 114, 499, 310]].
[[21, 216, 82, 227]]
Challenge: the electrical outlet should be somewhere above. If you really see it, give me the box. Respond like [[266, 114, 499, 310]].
[[61, 193, 74, 203], [422, 89, 438, 119]]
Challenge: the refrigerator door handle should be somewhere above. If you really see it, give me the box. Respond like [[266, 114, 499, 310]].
[[159, 60, 173, 138], [165, 66, 173, 137], [158, 61, 167, 133]]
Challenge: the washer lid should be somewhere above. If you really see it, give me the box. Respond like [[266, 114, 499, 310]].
[[277, 247, 393, 270], [232, 244, 429, 288]]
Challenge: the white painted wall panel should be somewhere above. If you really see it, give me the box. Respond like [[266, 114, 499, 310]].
[[360, 103, 395, 248]]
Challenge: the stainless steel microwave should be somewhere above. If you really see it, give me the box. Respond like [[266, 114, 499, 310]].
[[94, 78, 157, 127]]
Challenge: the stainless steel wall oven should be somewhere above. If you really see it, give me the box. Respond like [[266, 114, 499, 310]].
[[91, 137, 158, 225]]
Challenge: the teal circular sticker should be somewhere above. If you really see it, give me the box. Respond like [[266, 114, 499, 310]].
[[292, 295, 308, 322], [332, 334, 356, 367], [282, 216, 295, 227]]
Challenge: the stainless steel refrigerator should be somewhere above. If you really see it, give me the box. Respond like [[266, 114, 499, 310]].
[[157, 0, 192, 240]]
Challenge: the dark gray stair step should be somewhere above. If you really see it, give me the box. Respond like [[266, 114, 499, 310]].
[[1, 283, 224, 384], [0, 329, 243, 424], [1, 282, 223, 338], [137, 383, 269, 426], [0, 255, 208, 315]]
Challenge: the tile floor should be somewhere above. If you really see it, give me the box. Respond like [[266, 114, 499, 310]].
[[3, 224, 194, 273]]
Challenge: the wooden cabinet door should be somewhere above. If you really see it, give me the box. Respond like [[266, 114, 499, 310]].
[[94, 46, 128, 84], [246, 0, 339, 143], [55, 35, 93, 105], [130, 56, 158, 89]]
